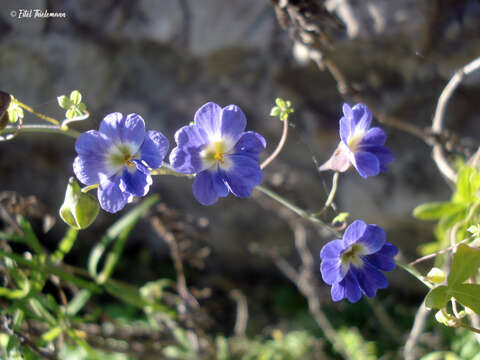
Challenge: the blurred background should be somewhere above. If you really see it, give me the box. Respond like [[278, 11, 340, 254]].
[[1, 0, 480, 359]]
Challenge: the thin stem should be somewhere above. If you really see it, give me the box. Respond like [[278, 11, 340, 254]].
[[409, 235, 473, 266], [12, 98, 60, 126], [313, 172, 339, 217], [404, 301, 430, 360], [260, 118, 288, 170], [81, 184, 99, 193], [150, 162, 194, 178], [255, 184, 341, 237], [61, 110, 90, 130], [396, 261, 433, 289], [2, 124, 80, 138]]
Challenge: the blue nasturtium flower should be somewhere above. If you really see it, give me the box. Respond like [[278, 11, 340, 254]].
[[73, 113, 169, 213], [320, 103, 393, 178], [170, 102, 266, 205], [320, 220, 398, 303]]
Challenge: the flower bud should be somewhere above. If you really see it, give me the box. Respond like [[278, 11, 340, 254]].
[[59, 177, 99, 229], [0, 91, 11, 131], [426, 267, 446, 285]]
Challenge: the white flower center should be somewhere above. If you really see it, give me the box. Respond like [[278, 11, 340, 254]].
[[340, 243, 366, 267], [347, 130, 365, 152], [200, 139, 234, 170], [106, 143, 140, 174]]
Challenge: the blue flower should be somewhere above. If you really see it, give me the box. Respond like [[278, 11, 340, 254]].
[[320, 220, 398, 303], [320, 103, 393, 178], [73, 113, 169, 213], [170, 102, 266, 205]]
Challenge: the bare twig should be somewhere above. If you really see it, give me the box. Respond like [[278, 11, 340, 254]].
[[431, 57, 480, 183], [151, 217, 199, 309], [404, 301, 430, 360], [229, 289, 249, 337]]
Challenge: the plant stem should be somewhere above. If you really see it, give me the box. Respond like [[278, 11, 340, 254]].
[[2, 124, 80, 138], [261, 118, 288, 170], [396, 261, 433, 289], [12, 98, 61, 126], [255, 184, 341, 237], [81, 184, 99, 193]]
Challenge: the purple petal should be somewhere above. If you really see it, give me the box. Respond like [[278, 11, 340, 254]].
[[75, 130, 112, 158], [233, 131, 266, 160], [100, 113, 146, 152], [140, 131, 169, 169], [192, 170, 227, 205], [362, 127, 386, 146], [119, 161, 152, 197], [194, 102, 222, 139], [73, 156, 105, 186], [364, 242, 398, 271], [339, 116, 351, 145], [358, 224, 386, 255], [319, 143, 352, 172], [174, 125, 208, 148], [321, 259, 348, 285], [363, 145, 394, 172], [320, 239, 345, 260], [351, 262, 388, 298], [354, 151, 380, 178], [331, 272, 362, 303], [222, 154, 262, 198], [98, 174, 130, 213], [221, 105, 247, 143], [342, 103, 353, 121], [351, 103, 372, 131], [344, 220, 368, 247], [170, 125, 209, 174]]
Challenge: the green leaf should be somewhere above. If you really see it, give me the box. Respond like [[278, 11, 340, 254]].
[[332, 212, 349, 224], [425, 285, 449, 310], [454, 166, 480, 203], [66, 289, 91, 317], [57, 95, 71, 109], [413, 202, 465, 220], [270, 107, 281, 117], [88, 196, 159, 282], [449, 284, 480, 314], [66, 108, 76, 119], [447, 244, 480, 286], [275, 98, 285, 108], [41, 326, 62, 342], [70, 90, 82, 105]]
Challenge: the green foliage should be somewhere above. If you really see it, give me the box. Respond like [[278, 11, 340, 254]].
[[413, 164, 480, 255], [57, 90, 87, 119], [270, 98, 294, 122], [6, 98, 23, 124], [425, 245, 480, 314], [337, 327, 377, 360]]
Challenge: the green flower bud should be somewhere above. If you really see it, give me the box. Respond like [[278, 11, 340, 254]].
[[0, 91, 11, 131], [59, 177, 99, 229]]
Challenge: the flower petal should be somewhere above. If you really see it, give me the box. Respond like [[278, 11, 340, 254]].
[[98, 174, 130, 213], [119, 161, 152, 197], [321, 259, 348, 285], [351, 262, 388, 298], [170, 125, 209, 174], [331, 272, 362, 303], [73, 156, 105, 186], [361, 127, 386, 146], [221, 105, 247, 143], [192, 170, 227, 205], [358, 224, 386, 255], [364, 242, 398, 271], [320, 239, 345, 260], [319, 142, 352, 172], [75, 130, 112, 158], [194, 102, 222, 139], [233, 131, 266, 160], [363, 145, 394, 172], [353, 151, 380, 178], [339, 116, 351, 144], [140, 131, 169, 169], [100, 113, 146, 152], [222, 154, 262, 198], [344, 220, 368, 247], [351, 103, 372, 132]]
